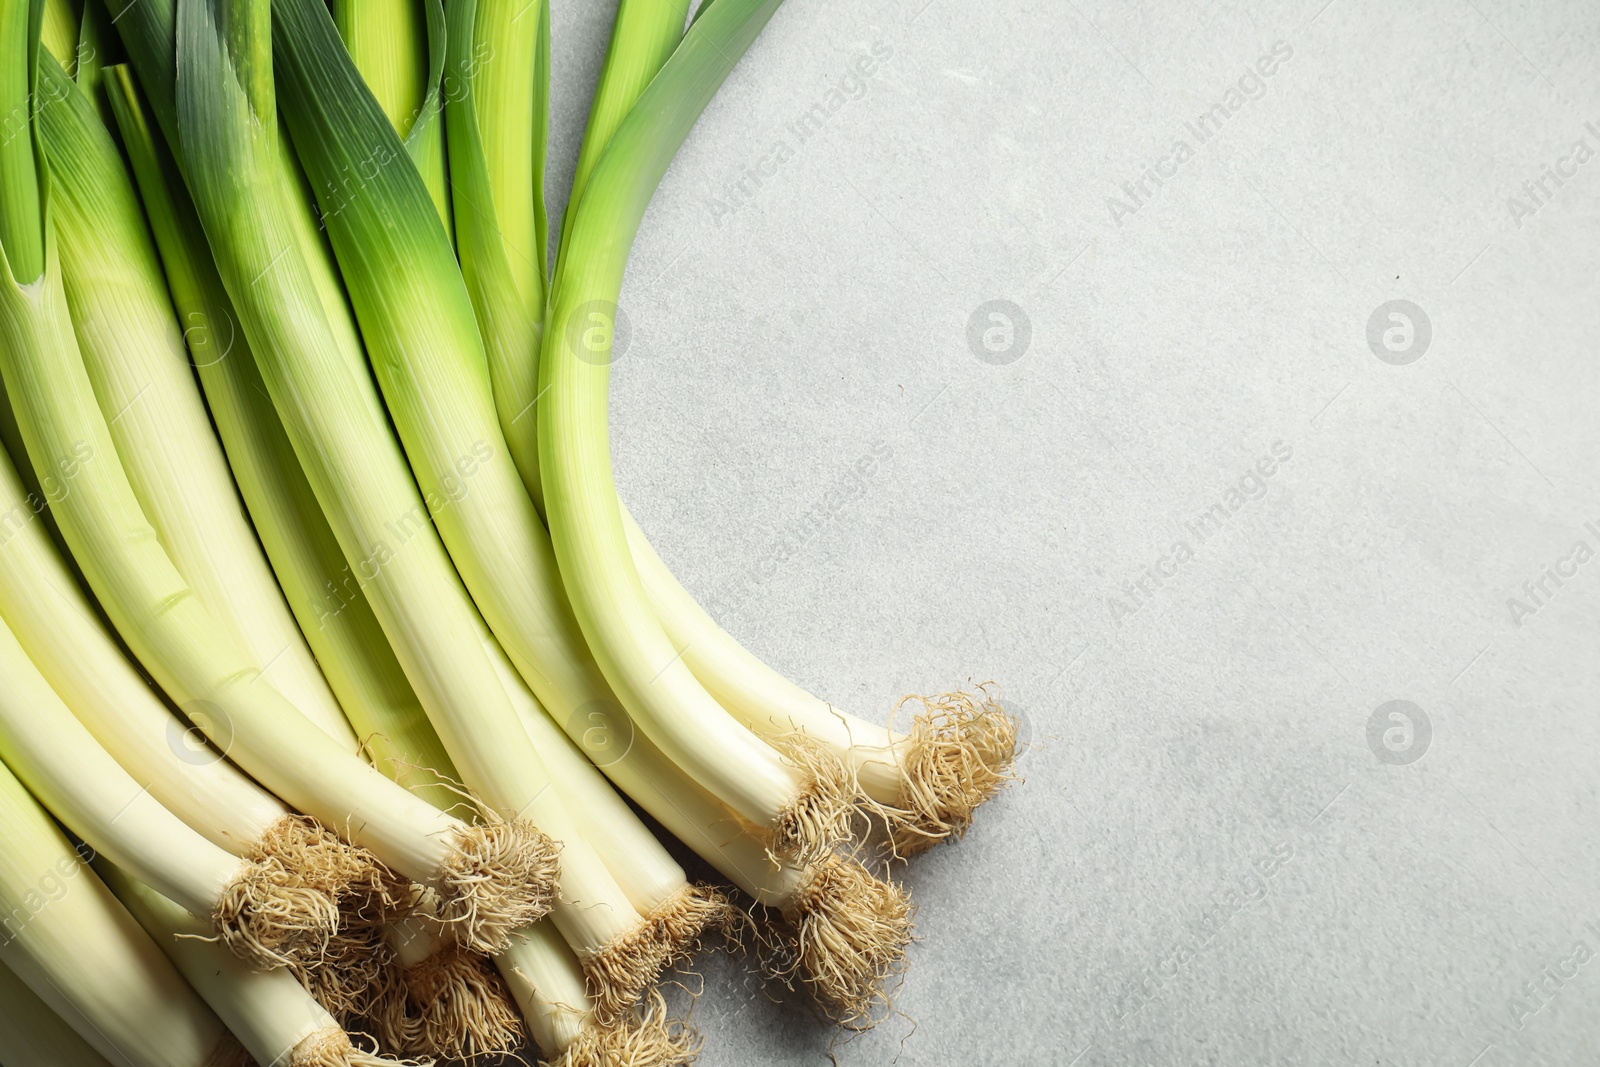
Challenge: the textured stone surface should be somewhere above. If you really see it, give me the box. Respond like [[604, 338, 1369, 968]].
[[533, 1, 1600, 1063]]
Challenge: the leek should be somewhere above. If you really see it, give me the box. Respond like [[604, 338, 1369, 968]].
[[101, 862, 412, 1067], [329, 0, 451, 241], [312, 20, 727, 1043], [0, 595, 355, 968], [628, 520, 1020, 854], [541, 0, 856, 859], [551, 0, 684, 270], [0, 0, 42, 285], [361, 0, 711, 935], [274, 0, 709, 1015], [36, 52, 359, 749], [0, 756, 244, 1067], [0, 417, 329, 860], [444, 0, 549, 499], [439, 0, 748, 948], [39, 0, 75, 72], [0, 959, 113, 1067], [103, 64, 462, 810], [556, 0, 1019, 856], [105, 0, 558, 951]]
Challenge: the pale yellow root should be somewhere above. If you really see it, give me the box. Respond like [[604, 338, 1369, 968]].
[[213, 863, 340, 971], [215, 815, 414, 972], [370, 944, 524, 1061], [543, 990, 700, 1067], [642, 883, 729, 975], [436, 818, 560, 955], [296, 923, 396, 1024], [580, 883, 727, 1024], [778, 855, 914, 1028], [252, 815, 414, 926], [879, 686, 1020, 857], [770, 738, 860, 864], [204, 1033, 254, 1067], [289, 1026, 418, 1066]]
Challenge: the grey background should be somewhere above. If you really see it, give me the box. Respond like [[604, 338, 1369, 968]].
[[552, 0, 1600, 1064]]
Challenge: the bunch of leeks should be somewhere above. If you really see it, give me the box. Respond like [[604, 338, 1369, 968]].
[[0, 0, 1020, 1062]]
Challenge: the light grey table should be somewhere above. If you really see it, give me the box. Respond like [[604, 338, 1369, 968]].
[[535, 1, 1600, 1063]]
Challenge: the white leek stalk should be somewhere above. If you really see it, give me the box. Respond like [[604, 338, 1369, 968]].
[[0, 597, 351, 968], [626, 518, 1019, 854], [498, 922, 699, 1067], [0, 959, 113, 1067], [0, 413, 329, 859], [0, 756, 246, 1067]]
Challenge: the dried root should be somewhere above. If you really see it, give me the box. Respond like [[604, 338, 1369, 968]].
[[544, 990, 700, 1067], [370, 943, 524, 1061], [436, 818, 560, 955], [214, 861, 340, 972], [296, 923, 395, 1024], [215, 815, 413, 972], [770, 737, 860, 864], [642, 882, 728, 975], [288, 1026, 421, 1066], [777, 854, 914, 1028], [252, 815, 413, 927], [581, 883, 727, 1023], [878, 686, 1020, 857]]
